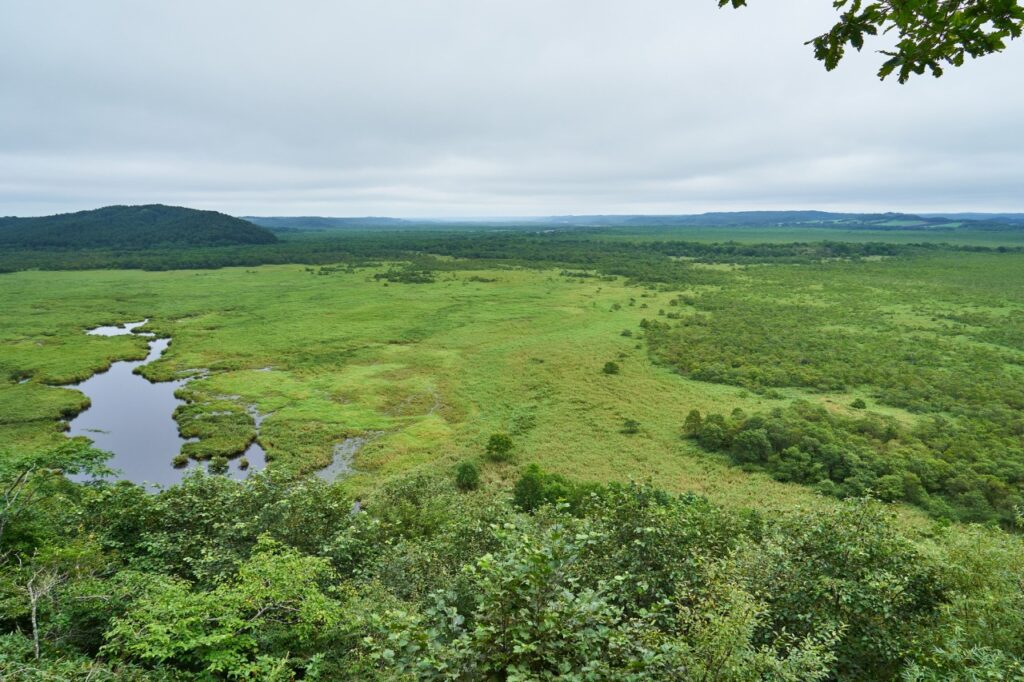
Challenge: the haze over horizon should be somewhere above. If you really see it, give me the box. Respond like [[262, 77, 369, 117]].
[[3, 1, 1023, 217]]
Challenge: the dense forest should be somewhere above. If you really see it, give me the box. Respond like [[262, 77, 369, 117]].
[[0, 205, 277, 249], [2, 225, 1020, 275], [1, 446, 1022, 680]]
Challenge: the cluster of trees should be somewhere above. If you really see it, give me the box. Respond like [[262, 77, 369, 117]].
[[372, 267, 437, 284], [684, 401, 1024, 525], [641, 264, 1024, 526], [644, 299, 1024, 413], [645, 239, 940, 261], [2, 445, 1023, 680], [2, 226, 1018, 278]]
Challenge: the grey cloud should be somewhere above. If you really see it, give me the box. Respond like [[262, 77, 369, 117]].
[[1, 0, 1022, 216]]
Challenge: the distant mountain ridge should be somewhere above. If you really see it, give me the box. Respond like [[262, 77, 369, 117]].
[[920, 212, 1024, 224], [246, 210, 1024, 232], [0, 204, 277, 248]]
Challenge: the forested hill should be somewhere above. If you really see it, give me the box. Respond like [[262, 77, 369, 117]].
[[0, 205, 278, 248]]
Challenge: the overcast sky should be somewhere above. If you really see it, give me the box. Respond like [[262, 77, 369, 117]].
[[2, 1, 1022, 217]]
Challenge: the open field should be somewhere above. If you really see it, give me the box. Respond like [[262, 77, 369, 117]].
[[1, 263, 838, 514], [5, 249, 1024, 524]]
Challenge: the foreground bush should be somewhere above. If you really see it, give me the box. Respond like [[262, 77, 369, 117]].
[[0, 448, 1022, 680]]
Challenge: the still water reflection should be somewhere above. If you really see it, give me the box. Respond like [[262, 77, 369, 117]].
[[67, 321, 265, 489]]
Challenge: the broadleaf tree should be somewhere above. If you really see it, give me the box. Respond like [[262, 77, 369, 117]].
[[718, 0, 1024, 82]]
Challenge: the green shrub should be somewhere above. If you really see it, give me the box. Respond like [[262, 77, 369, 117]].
[[455, 460, 480, 491], [602, 361, 620, 375], [484, 433, 514, 463], [513, 464, 581, 513], [683, 408, 703, 437]]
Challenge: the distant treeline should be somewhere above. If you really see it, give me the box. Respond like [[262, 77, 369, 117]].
[[2, 230, 1020, 282], [246, 210, 1024, 232]]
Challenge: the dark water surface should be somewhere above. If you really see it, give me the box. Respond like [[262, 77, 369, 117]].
[[67, 322, 265, 489]]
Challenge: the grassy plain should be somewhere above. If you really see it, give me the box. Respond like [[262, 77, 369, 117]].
[[0, 263, 840, 514], [3, 250, 1024, 521]]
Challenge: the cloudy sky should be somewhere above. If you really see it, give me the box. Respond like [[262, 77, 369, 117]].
[[2, 1, 1021, 217]]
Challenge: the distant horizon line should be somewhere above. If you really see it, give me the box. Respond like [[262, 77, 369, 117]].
[[240, 210, 1024, 220], [6, 204, 1024, 220]]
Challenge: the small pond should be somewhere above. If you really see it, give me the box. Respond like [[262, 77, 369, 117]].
[[66, 321, 266, 489]]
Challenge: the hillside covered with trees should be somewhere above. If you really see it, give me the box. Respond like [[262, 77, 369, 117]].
[[0, 205, 277, 249]]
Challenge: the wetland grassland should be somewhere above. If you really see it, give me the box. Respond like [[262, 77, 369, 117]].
[[0, 263, 822, 510], [4, 250, 1024, 523], [6, 245, 1024, 679]]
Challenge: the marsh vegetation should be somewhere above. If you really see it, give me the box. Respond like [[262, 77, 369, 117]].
[[3, 226, 1024, 678]]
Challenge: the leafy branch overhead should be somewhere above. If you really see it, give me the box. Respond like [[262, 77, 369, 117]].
[[719, 0, 1024, 82]]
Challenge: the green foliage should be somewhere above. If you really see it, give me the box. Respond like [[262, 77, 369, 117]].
[[6, 236, 1024, 678], [207, 456, 229, 475], [602, 360, 621, 374], [513, 464, 593, 514], [719, 0, 1024, 83], [683, 408, 704, 436], [454, 460, 480, 491], [643, 255, 1024, 525], [690, 400, 1024, 525], [484, 432, 515, 463], [0, 631, 161, 681], [372, 265, 436, 283], [81, 471, 353, 584], [903, 643, 1024, 681], [360, 482, 838, 680], [103, 537, 341, 679], [0, 220, 1017, 274], [0, 441, 109, 551], [741, 500, 946, 680], [0, 465, 1022, 679]]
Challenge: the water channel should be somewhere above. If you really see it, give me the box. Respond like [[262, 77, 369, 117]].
[[66, 321, 267, 488]]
